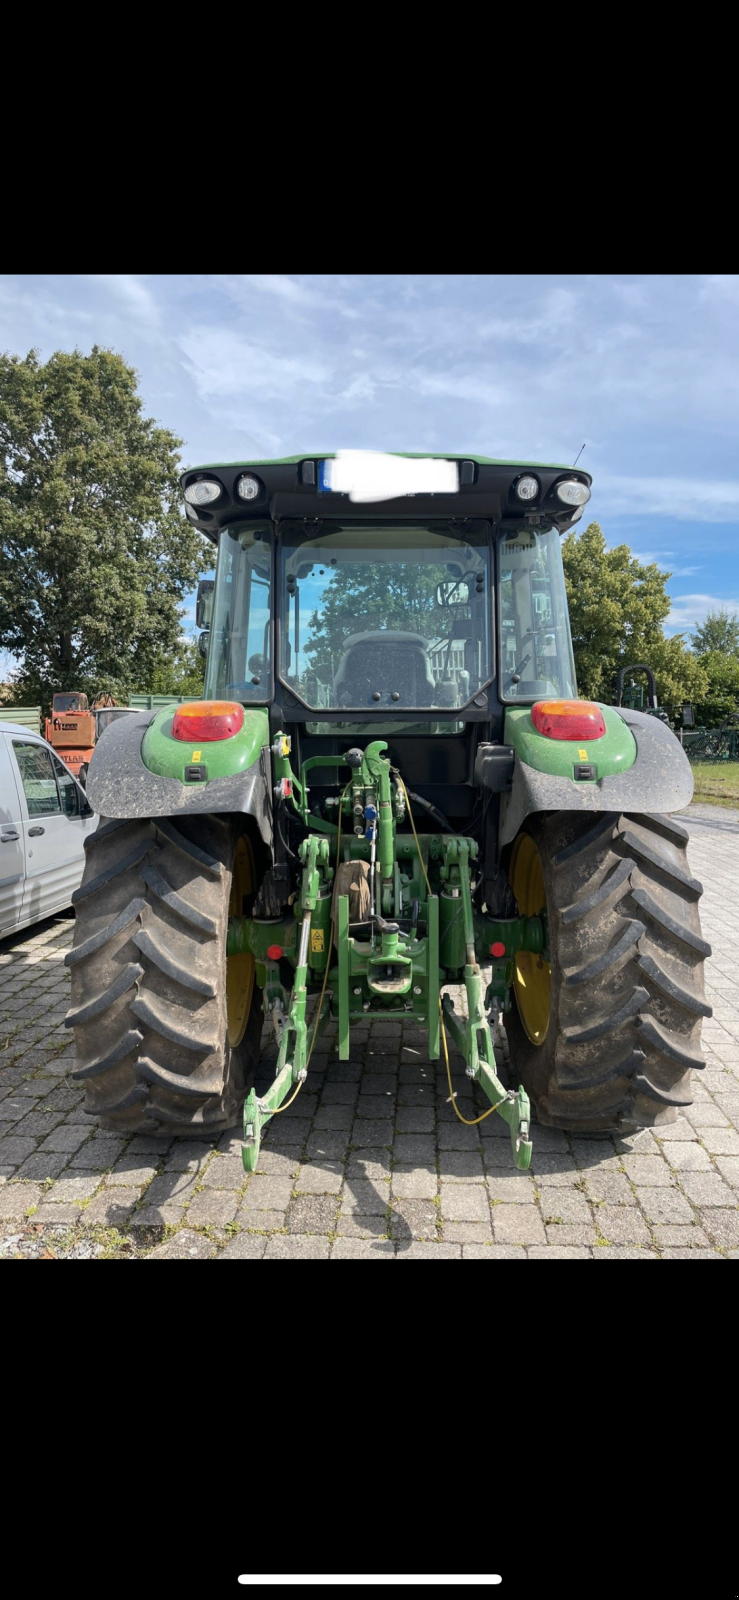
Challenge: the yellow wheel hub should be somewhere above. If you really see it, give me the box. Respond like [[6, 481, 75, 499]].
[[227, 837, 255, 1048], [509, 832, 550, 1046]]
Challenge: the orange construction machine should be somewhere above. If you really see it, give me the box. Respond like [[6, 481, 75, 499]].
[[44, 692, 134, 786]]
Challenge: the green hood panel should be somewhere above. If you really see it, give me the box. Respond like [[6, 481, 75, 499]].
[[505, 704, 636, 780], [141, 706, 270, 784]]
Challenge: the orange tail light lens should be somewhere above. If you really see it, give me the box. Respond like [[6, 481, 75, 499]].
[[531, 700, 606, 740], [172, 700, 244, 742]]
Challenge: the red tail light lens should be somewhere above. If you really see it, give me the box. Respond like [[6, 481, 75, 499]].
[[531, 700, 606, 741], [172, 700, 244, 742]]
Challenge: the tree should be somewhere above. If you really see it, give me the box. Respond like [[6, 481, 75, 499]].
[[135, 637, 205, 698], [692, 608, 739, 657], [304, 558, 450, 675], [561, 521, 708, 709], [0, 347, 208, 708], [691, 650, 739, 728]]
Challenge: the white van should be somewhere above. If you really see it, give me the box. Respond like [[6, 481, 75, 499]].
[[0, 723, 97, 939]]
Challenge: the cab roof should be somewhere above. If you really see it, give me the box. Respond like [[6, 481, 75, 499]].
[[181, 452, 592, 542]]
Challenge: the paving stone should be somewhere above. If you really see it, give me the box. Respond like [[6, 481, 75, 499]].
[[389, 1167, 437, 1199], [652, 1117, 697, 1141], [294, 1161, 343, 1194], [546, 1224, 597, 1246], [637, 1187, 695, 1225], [13, 1111, 66, 1138], [622, 1155, 672, 1185], [528, 1246, 592, 1259], [342, 1178, 391, 1214], [0, 1137, 37, 1167], [590, 1247, 658, 1259], [390, 1199, 438, 1241], [659, 1248, 723, 1259], [486, 1174, 537, 1203], [0, 1183, 43, 1219], [395, 1242, 462, 1259], [183, 1190, 238, 1226], [461, 1244, 526, 1259], [443, 1221, 494, 1244], [684, 1102, 730, 1127], [162, 1143, 214, 1172], [698, 1209, 739, 1248], [346, 1151, 392, 1180], [595, 1207, 652, 1245], [141, 1173, 199, 1208], [313, 1106, 354, 1130], [287, 1195, 338, 1234], [652, 1225, 712, 1250], [305, 1133, 350, 1161], [68, 1137, 125, 1171], [330, 1239, 395, 1259], [335, 1213, 390, 1239], [48, 1173, 101, 1204], [585, 1172, 636, 1205], [147, 1230, 216, 1260], [661, 1142, 713, 1171], [264, 1235, 331, 1258], [537, 1186, 592, 1223], [107, 1158, 160, 1186], [34, 1202, 82, 1224], [700, 1128, 739, 1156], [493, 1204, 546, 1245], [217, 1234, 268, 1258], [237, 1208, 287, 1232], [351, 1119, 394, 1148], [393, 1134, 438, 1164], [437, 1122, 482, 1151], [715, 1156, 739, 1189], [200, 1155, 246, 1190], [678, 1171, 736, 1207], [15, 1150, 73, 1181], [255, 1147, 302, 1177], [82, 1190, 141, 1227], [394, 1107, 435, 1134], [441, 1183, 490, 1223], [242, 1176, 294, 1210]]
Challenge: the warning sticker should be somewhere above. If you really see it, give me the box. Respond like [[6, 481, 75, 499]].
[[310, 929, 325, 952]]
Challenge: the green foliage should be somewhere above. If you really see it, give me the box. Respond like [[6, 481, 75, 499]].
[[0, 346, 208, 708], [561, 522, 708, 709], [305, 558, 448, 674], [692, 608, 739, 657], [135, 637, 205, 698], [690, 650, 739, 728]]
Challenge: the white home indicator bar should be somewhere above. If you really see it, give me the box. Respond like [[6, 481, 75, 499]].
[[238, 1580, 502, 1587]]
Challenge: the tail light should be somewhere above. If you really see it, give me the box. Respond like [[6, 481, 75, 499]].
[[172, 701, 244, 742], [532, 700, 606, 741]]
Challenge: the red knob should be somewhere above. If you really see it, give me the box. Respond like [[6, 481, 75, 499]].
[[490, 941, 506, 958], [267, 944, 284, 960]]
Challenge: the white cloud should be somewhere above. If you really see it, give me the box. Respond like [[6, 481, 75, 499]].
[[666, 593, 739, 630], [596, 472, 739, 521], [84, 274, 159, 322]]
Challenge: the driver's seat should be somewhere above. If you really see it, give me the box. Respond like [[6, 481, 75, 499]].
[[334, 631, 437, 706]]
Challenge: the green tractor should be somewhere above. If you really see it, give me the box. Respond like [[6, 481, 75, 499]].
[[66, 453, 710, 1173]]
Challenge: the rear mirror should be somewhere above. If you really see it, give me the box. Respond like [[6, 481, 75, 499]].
[[436, 580, 470, 607], [197, 631, 210, 659], [196, 579, 215, 630]]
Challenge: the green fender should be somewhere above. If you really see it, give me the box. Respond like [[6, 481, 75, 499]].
[[498, 706, 693, 847], [85, 706, 273, 845]]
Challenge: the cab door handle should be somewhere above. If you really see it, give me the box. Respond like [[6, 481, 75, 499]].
[[1, 828, 20, 841], [28, 826, 45, 837]]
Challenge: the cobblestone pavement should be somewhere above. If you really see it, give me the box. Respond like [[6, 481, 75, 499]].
[[1, 802, 738, 1261]]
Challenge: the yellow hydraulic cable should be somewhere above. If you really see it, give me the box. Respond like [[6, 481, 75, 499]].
[[269, 783, 349, 1113], [396, 775, 507, 1127]]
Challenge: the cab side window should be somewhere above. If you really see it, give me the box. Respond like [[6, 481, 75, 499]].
[[51, 754, 80, 817], [12, 742, 62, 817]]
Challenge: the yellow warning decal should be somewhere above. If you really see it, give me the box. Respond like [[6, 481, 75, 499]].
[[578, 748, 588, 760], [310, 929, 325, 952], [192, 750, 202, 762]]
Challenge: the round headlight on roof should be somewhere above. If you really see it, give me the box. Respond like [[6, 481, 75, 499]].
[[556, 478, 591, 507], [236, 473, 261, 501], [184, 479, 222, 506], [515, 475, 539, 501]]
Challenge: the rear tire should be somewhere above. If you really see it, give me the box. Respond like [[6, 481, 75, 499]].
[[504, 811, 711, 1134], [65, 814, 264, 1136]]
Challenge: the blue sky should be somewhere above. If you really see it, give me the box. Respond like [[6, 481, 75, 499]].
[[1, 273, 738, 643]]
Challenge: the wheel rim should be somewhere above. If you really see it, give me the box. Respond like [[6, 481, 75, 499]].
[[227, 837, 255, 1048], [509, 832, 551, 1046]]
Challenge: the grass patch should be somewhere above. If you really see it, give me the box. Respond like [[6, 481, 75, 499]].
[[690, 760, 739, 806]]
